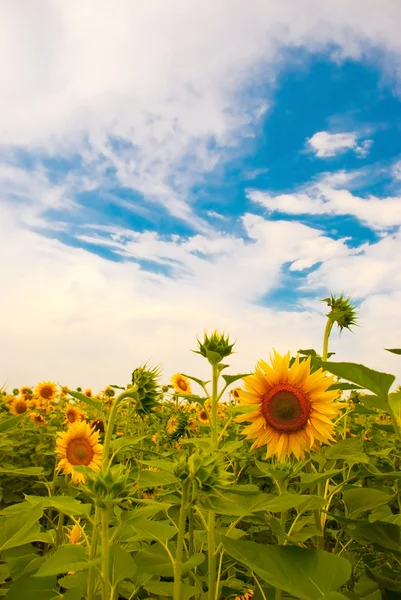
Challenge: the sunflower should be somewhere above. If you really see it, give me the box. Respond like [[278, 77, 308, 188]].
[[56, 421, 103, 484], [65, 405, 81, 425], [10, 397, 29, 415], [170, 373, 192, 395], [20, 386, 33, 397], [84, 389, 92, 398], [166, 415, 179, 435], [198, 407, 210, 425], [30, 412, 47, 426], [235, 351, 342, 460], [234, 591, 254, 600], [66, 520, 85, 545], [231, 388, 240, 401], [34, 381, 58, 405]]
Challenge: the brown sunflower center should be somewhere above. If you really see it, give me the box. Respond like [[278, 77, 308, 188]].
[[262, 383, 310, 432], [66, 438, 94, 466], [40, 387, 53, 399], [67, 410, 77, 423], [177, 379, 188, 391], [15, 400, 28, 414]]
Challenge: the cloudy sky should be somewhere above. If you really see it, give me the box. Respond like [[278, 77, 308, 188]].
[[2, 0, 401, 391]]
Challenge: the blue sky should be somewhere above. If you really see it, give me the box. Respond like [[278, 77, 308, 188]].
[[1, 1, 401, 388]]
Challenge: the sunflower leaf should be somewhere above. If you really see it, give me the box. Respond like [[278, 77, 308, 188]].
[[66, 390, 102, 411], [221, 538, 352, 599], [317, 361, 395, 400], [384, 348, 401, 355], [222, 373, 251, 386], [0, 414, 24, 433]]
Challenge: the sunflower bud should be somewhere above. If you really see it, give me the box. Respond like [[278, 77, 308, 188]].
[[321, 294, 358, 333], [174, 451, 231, 503], [131, 364, 161, 417], [194, 330, 235, 365], [12, 388, 19, 396], [86, 465, 130, 507]]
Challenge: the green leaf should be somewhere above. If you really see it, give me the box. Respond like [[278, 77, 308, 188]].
[[358, 394, 388, 411], [144, 581, 199, 599], [328, 383, 363, 391], [132, 519, 177, 543], [221, 440, 244, 453], [343, 488, 393, 519], [0, 506, 43, 551], [134, 543, 174, 577], [221, 373, 250, 386], [343, 520, 401, 553], [109, 544, 136, 587], [324, 438, 370, 464], [110, 435, 147, 452], [137, 459, 175, 473], [255, 460, 290, 481], [137, 469, 176, 487], [253, 493, 324, 513], [299, 469, 342, 490], [384, 348, 401, 355], [181, 552, 205, 574], [317, 361, 395, 400], [24, 495, 91, 517], [0, 466, 44, 476], [35, 545, 99, 577], [222, 538, 352, 600], [6, 573, 57, 600], [0, 414, 24, 433], [66, 390, 102, 411]]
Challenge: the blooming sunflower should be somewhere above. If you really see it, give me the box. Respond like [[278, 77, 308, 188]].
[[170, 373, 192, 395], [10, 397, 29, 415], [34, 381, 58, 405], [166, 415, 179, 435], [84, 389, 92, 398], [20, 386, 33, 397], [234, 591, 254, 600], [235, 351, 342, 460], [30, 412, 47, 426], [56, 421, 103, 484], [65, 405, 81, 425], [198, 407, 210, 425]]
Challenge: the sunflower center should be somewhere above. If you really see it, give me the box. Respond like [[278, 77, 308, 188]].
[[177, 379, 188, 391], [15, 400, 28, 414], [262, 383, 310, 432], [40, 387, 52, 399], [66, 438, 94, 466]]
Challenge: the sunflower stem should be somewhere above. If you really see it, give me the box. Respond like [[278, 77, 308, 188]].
[[173, 481, 189, 600], [322, 318, 334, 362], [87, 505, 100, 600], [208, 362, 219, 600], [101, 504, 111, 600], [102, 389, 137, 470]]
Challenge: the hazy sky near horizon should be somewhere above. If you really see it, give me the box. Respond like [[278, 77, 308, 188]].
[[1, 1, 401, 390]]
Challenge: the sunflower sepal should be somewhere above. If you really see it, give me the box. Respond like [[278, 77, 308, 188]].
[[194, 330, 235, 365], [85, 465, 130, 507]]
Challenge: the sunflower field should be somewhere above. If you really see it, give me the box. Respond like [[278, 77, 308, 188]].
[[0, 297, 401, 600]]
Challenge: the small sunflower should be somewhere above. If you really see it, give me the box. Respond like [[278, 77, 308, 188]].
[[198, 407, 210, 425], [103, 386, 115, 398], [231, 388, 240, 401], [90, 418, 105, 433], [65, 405, 81, 425], [3, 394, 15, 406], [170, 373, 192, 395], [166, 415, 179, 435], [10, 397, 29, 415], [84, 389, 93, 398], [235, 591, 254, 600], [56, 421, 103, 484], [34, 381, 58, 405], [236, 351, 342, 460], [30, 412, 47, 426], [20, 386, 33, 397], [66, 520, 85, 545]]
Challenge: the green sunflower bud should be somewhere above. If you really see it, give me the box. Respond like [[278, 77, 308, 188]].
[[86, 465, 130, 507], [12, 388, 19, 396], [131, 363, 161, 417], [321, 293, 358, 333], [174, 451, 231, 503], [194, 329, 235, 365]]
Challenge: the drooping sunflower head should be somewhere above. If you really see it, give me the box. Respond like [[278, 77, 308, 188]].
[[34, 381, 58, 405], [64, 405, 81, 425], [170, 373, 192, 395], [166, 412, 188, 439], [10, 397, 29, 415], [235, 350, 342, 461], [131, 363, 161, 417], [56, 421, 103, 484]]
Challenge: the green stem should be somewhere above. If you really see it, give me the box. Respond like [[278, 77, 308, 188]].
[[208, 511, 217, 600], [388, 402, 401, 442], [173, 482, 189, 600], [87, 506, 101, 600], [211, 364, 219, 449], [101, 505, 111, 600], [322, 318, 334, 362], [102, 389, 137, 470]]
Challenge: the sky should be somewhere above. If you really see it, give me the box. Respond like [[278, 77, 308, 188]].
[[1, 0, 401, 391]]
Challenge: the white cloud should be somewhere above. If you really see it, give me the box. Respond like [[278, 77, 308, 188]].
[[248, 169, 401, 230], [307, 131, 372, 158]]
